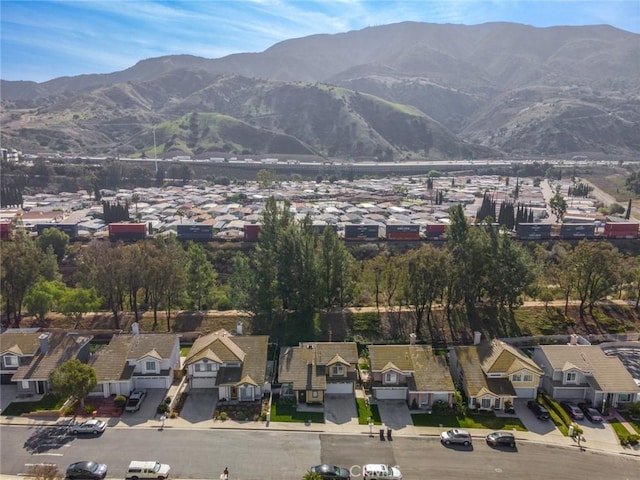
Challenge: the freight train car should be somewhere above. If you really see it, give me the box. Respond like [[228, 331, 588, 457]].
[[0, 221, 11, 239], [108, 223, 147, 242], [386, 224, 420, 240], [177, 224, 214, 241], [344, 224, 380, 241], [560, 223, 596, 240], [424, 223, 447, 240], [516, 223, 552, 240], [603, 221, 639, 239], [244, 224, 261, 241], [36, 223, 79, 239]]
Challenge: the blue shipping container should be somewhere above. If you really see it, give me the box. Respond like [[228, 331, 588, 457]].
[[344, 224, 379, 240], [36, 223, 79, 238], [177, 224, 214, 240]]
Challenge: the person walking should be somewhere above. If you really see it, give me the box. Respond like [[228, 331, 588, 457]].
[[221, 467, 229, 480]]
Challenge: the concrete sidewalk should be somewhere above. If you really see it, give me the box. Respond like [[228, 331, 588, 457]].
[[1, 412, 639, 458]]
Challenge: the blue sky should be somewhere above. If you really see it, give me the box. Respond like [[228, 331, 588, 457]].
[[1, 0, 639, 83]]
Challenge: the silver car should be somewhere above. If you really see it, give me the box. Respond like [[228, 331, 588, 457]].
[[70, 419, 107, 435], [440, 428, 472, 446]]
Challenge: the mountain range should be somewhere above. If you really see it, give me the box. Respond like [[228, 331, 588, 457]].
[[2, 21, 639, 160]]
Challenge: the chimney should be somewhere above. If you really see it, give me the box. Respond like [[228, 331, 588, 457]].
[[236, 321, 243, 336], [409, 333, 417, 345], [38, 333, 49, 354], [473, 331, 482, 345], [132, 322, 139, 335]]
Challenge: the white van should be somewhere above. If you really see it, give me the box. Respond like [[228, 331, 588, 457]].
[[363, 464, 402, 479], [125, 461, 170, 480]]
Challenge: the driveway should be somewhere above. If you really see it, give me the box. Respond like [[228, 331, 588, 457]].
[[376, 400, 413, 430], [119, 388, 167, 426], [324, 394, 357, 425], [0, 384, 17, 413], [180, 388, 218, 424], [513, 399, 558, 435]]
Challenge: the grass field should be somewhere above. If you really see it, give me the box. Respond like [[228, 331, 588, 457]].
[[1, 394, 65, 416], [411, 411, 526, 431]]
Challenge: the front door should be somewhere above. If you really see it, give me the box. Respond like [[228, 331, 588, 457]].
[[298, 390, 306, 403], [36, 381, 46, 394]]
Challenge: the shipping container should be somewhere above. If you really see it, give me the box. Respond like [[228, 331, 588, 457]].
[[108, 222, 146, 241], [244, 224, 261, 241], [604, 222, 639, 239], [344, 224, 380, 241], [177, 224, 214, 241], [386, 224, 420, 240], [36, 223, 79, 239], [425, 223, 447, 239], [0, 222, 11, 239], [516, 223, 552, 240], [560, 223, 596, 239]]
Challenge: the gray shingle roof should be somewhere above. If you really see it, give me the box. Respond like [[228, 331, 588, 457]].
[[88, 334, 178, 381]]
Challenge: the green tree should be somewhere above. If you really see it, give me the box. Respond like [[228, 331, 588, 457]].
[[59, 286, 102, 329], [49, 359, 97, 408], [403, 244, 449, 339], [567, 241, 622, 318], [1, 230, 51, 326], [24, 280, 65, 324], [301, 472, 323, 480], [186, 242, 216, 310], [549, 190, 568, 223], [37, 228, 70, 262], [257, 169, 277, 191]]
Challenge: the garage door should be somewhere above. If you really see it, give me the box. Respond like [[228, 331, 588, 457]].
[[515, 387, 536, 399], [326, 383, 353, 394], [191, 377, 216, 389], [134, 377, 167, 389], [374, 387, 407, 400]]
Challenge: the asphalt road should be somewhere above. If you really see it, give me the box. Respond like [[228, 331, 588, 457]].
[[1, 425, 639, 480]]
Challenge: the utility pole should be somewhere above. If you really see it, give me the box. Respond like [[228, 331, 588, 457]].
[[153, 127, 158, 173]]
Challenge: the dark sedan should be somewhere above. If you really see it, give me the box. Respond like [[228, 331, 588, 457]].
[[527, 400, 550, 420], [561, 401, 585, 420], [310, 464, 350, 480], [486, 431, 516, 448], [578, 403, 603, 422], [65, 461, 108, 480]]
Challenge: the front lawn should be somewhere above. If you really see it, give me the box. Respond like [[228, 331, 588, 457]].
[[356, 398, 382, 425], [1, 394, 66, 416], [411, 412, 526, 431], [270, 401, 324, 423]]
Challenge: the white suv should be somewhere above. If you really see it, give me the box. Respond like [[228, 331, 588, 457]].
[[125, 461, 170, 480], [363, 464, 402, 480]]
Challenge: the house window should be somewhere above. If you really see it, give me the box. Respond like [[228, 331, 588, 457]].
[[312, 391, 319, 398], [281, 383, 293, 396], [523, 374, 533, 382], [481, 398, 492, 409], [145, 360, 156, 372], [566, 372, 577, 383], [512, 374, 522, 382], [384, 372, 397, 384], [21, 380, 29, 389], [332, 365, 344, 376], [619, 394, 632, 402], [3, 355, 18, 367]]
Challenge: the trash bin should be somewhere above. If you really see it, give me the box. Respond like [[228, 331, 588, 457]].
[[379, 429, 385, 441], [568, 425, 574, 437], [387, 428, 393, 441]]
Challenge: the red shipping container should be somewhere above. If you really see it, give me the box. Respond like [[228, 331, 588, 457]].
[[244, 224, 261, 241], [425, 223, 446, 238], [604, 222, 639, 238], [0, 222, 11, 239], [109, 223, 146, 234], [386, 232, 421, 240]]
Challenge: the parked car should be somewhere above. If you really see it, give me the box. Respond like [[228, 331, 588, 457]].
[[362, 464, 402, 480], [125, 461, 170, 480], [310, 464, 350, 479], [578, 403, 603, 423], [560, 401, 585, 420], [527, 400, 551, 420], [125, 390, 147, 412], [70, 419, 107, 435], [486, 431, 516, 447], [440, 428, 472, 446], [65, 461, 108, 480]]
